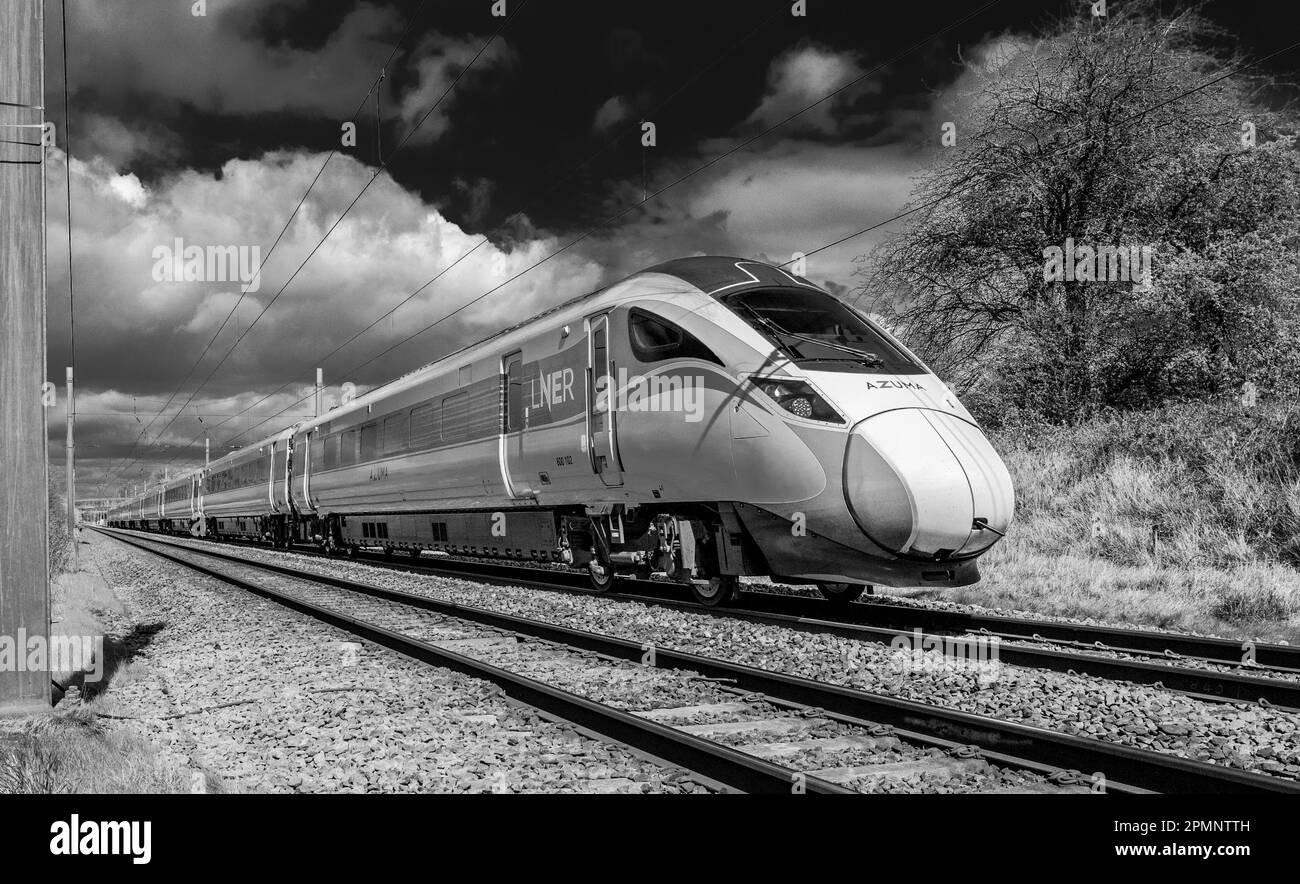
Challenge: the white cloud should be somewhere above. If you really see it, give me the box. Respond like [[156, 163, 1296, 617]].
[[64, 0, 490, 125], [393, 33, 516, 145], [69, 2, 391, 115], [44, 147, 601, 405], [745, 43, 873, 135], [592, 96, 632, 132], [77, 113, 183, 168], [106, 172, 148, 209]]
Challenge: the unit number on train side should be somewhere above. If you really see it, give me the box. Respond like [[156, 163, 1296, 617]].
[[369, 465, 389, 481], [555, 455, 574, 467]]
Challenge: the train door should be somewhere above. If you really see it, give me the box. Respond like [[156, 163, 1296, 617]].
[[296, 429, 316, 512], [585, 314, 623, 487], [190, 473, 203, 536], [267, 444, 280, 513], [283, 433, 296, 513], [500, 351, 536, 499]]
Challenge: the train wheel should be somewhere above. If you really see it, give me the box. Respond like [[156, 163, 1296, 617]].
[[691, 575, 737, 607], [588, 561, 617, 592], [817, 582, 867, 604], [408, 548, 422, 560]]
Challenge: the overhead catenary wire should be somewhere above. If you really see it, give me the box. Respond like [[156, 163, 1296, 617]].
[[61, 0, 74, 371], [61, 0, 78, 532]]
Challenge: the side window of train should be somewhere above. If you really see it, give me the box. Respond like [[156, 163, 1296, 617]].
[[628, 308, 723, 366], [505, 353, 524, 432], [340, 429, 358, 466], [383, 412, 409, 456], [442, 393, 468, 440], [410, 403, 439, 449], [360, 422, 379, 462]]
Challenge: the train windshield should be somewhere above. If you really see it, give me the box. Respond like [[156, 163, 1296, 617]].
[[722, 289, 925, 374]]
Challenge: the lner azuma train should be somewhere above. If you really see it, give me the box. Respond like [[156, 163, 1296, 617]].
[[108, 256, 1015, 606]]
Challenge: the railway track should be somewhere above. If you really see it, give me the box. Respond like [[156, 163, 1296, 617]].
[[98, 527, 1300, 794], [105, 528, 1300, 711]]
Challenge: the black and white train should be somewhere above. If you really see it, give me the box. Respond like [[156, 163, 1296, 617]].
[[107, 256, 1015, 605]]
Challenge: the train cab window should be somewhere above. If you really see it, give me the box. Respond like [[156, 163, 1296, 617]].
[[629, 309, 723, 366], [505, 353, 524, 432], [723, 289, 925, 374]]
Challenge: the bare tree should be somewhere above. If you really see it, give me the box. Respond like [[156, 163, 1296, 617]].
[[856, 0, 1299, 423]]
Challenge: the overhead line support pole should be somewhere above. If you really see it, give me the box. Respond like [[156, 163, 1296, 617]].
[[0, 0, 51, 715]]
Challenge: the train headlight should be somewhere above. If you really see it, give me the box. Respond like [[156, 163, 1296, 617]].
[[752, 379, 844, 424]]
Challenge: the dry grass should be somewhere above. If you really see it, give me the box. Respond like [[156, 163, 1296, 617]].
[[0, 523, 198, 795], [912, 401, 1300, 642], [0, 705, 190, 794], [49, 476, 73, 578], [928, 536, 1300, 643]]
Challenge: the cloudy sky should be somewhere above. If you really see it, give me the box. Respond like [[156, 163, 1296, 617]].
[[38, 0, 1293, 497]]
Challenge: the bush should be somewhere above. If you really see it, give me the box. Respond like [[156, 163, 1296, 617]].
[[986, 399, 1300, 570]]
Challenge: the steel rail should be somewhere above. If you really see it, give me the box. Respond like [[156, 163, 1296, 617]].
[[100, 529, 851, 795], [104, 529, 1300, 708], [98, 528, 1300, 796]]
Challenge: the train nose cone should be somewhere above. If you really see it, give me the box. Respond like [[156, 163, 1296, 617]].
[[844, 409, 1014, 558]]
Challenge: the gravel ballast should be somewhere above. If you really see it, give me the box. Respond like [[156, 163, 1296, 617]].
[[139, 533, 1300, 781], [150, 549, 1076, 794], [81, 532, 699, 793]]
